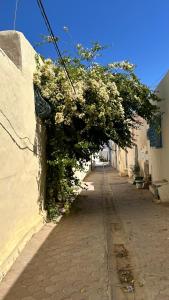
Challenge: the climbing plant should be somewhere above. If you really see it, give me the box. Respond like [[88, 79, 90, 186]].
[[34, 42, 160, 220]]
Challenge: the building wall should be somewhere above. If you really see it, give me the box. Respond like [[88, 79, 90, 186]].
[[0, 31, 46, 280], [149, 71, 169, 182], [126, 147, 135, 177], [111, 143, 117, 169], [111, 70, 169, 200], [99, 145, 110, 162], [134, 119, 150, 178], [111, 119, 150, 179], [132, 72, 169, 184], [116, 147, 128, 176]]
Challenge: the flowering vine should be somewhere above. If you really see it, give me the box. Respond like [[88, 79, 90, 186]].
[[34, 42, 160, 220]]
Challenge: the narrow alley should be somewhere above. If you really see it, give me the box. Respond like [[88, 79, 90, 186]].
[[1, 166, 169, 300]]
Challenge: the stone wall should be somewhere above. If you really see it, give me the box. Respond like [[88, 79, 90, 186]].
[[0, 31, 46, 280]]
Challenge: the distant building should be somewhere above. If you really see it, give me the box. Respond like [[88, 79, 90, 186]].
[[111, 70, 169, 202]]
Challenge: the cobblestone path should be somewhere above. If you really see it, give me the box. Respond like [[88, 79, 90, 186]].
[[1, 166, 169, 300]]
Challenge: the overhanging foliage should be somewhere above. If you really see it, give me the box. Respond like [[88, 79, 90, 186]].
[[34, 42, 160, 220]]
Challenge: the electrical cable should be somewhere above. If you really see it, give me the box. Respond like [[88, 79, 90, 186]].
[[36, 0, 76, 95], [13, 0, 20, 30]]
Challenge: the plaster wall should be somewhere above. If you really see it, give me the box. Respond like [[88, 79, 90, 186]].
[[134, 119, 149, 178], [111, 146, 128, 176], [110, 143, 117, 169], [0, 31, 45, 280], [126, 147, 135, 177], [150, 71, 169, 182], [111, 71, 169, 191], [110, 120, 150, 179]]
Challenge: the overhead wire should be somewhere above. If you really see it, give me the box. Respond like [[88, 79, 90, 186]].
[[36, 0, 76, 95], [13, 0, 20, 30]]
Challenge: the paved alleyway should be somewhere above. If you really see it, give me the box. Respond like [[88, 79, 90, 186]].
[[1, 166, 169, 299]]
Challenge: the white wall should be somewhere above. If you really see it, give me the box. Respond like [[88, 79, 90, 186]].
[[111, 70, 169, 195], [110, 119, 150, 178], [150, 71, 169, 182], [0, 31, 46, 280]]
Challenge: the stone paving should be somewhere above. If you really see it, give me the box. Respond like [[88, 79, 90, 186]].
[[1, 166, 169, 299], [109, 170, 169, 300], [0, 166, 112, 300]]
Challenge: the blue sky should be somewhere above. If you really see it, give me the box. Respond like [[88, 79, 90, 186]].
[[1, 0, 169, 88]]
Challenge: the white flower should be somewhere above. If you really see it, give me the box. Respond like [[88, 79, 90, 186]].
[[98, 86, 109, 102], [108, 61, 134, 71], [55, 112, 64, 124], [108, 82, 119, 96], [134, 95, 140, 101]]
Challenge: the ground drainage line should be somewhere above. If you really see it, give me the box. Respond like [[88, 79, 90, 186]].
[[104, 166, 136, 300], [110, 175, 136, 300], [102, 165, 120, 300], [101, 163, 115, 300]]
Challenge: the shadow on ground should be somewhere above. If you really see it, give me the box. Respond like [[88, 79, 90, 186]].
[[0, 167, 111, 300], [1, 166, 169, 300]]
